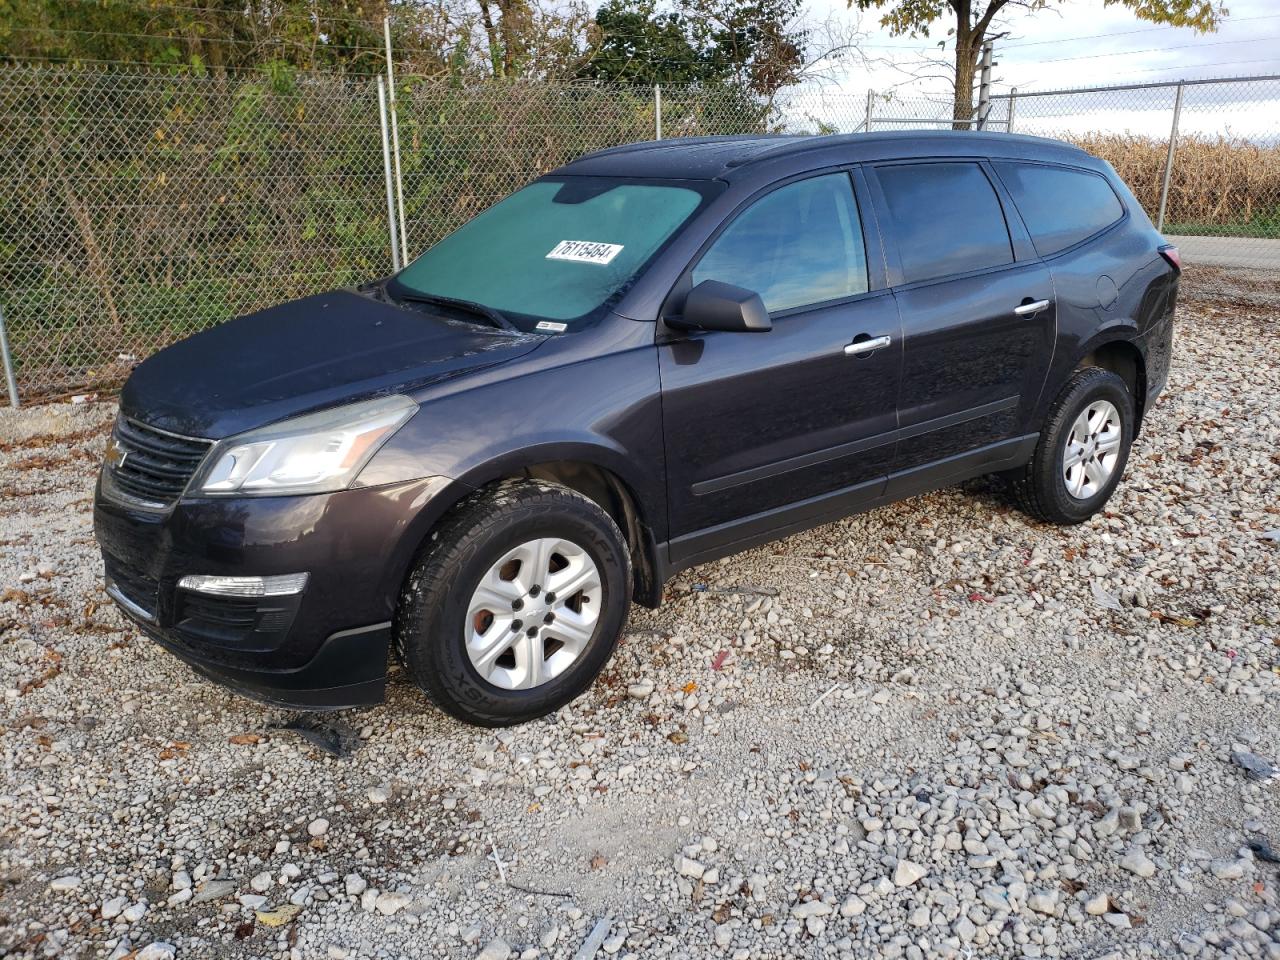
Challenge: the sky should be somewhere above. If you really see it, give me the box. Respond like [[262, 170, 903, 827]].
[[783, 0, 1280, 138], [812, 0, 1280, 92]]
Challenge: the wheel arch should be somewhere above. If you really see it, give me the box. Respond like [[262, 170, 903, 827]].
[[517, 460, 663, 609], [402, 448, 667, 610], [1072, 333, 1148, 434]]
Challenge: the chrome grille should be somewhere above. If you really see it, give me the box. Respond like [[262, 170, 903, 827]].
[[106, 417, 211, 508]]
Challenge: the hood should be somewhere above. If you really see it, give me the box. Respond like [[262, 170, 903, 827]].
[[120, 290, 544, 439]]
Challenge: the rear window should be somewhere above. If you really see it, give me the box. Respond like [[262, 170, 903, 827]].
[[875, 162, 1013, 284], [995, 161, 1124, 256]]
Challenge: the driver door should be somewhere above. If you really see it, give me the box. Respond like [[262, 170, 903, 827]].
[[658, 170, 903, 565]]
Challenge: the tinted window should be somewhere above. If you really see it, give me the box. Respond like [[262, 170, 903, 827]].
[[693, 173, 869, 313], [995, 161, 1124, 256], [876, 162, 1013, 284]]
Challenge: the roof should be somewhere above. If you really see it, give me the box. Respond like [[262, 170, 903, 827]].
[[555, 131, 1091, 181]]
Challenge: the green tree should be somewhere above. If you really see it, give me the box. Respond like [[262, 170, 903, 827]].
[[0, 0, 391, 73], [582, 0, 808, 97], [849, 0, 1226, 124], [582, 0, 717, 85]]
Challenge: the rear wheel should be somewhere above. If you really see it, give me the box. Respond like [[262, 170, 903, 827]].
[[1008, 367, 1135, 525], [396, 480, 631, 726]]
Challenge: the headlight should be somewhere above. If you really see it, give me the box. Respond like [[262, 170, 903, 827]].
[[193, 395, 417, 496]]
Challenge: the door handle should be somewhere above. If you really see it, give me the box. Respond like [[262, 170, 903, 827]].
[[844, 335, 892, 356], [1014, 299, 1051, 317]]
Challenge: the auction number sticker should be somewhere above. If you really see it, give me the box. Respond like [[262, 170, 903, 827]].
[[545, 240, 624, 265]]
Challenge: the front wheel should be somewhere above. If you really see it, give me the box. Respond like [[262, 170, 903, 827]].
[[1008, 367, 1135, 525], [396, 480, 632, 726]]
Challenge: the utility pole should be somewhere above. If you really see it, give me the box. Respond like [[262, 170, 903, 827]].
[[975, 40, 994, 130]]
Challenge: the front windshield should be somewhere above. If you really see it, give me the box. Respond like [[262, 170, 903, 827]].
[[392, 176, 715, 331]]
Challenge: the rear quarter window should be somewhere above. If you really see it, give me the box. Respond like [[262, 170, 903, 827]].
[[994, 161, 1124, 256]]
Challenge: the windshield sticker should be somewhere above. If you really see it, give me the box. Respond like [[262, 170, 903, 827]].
[[535, 321, 568, 333], [546, 240, 624, 265]]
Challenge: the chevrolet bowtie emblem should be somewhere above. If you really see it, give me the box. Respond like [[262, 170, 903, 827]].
[[104, 437, 128, 470]]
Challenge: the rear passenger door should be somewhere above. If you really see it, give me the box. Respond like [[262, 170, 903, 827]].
[[866, 160, 1055, 480]]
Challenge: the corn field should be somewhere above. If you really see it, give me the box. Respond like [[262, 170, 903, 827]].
[[1078, 134, 1280, 237], [1, 65, 1277, 403]]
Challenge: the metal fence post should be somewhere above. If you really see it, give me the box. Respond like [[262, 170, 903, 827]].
[[0, 304, 20, 408], [1006, 87, 1017, 132], [1156, 80, 1185, 233], [654, 85, 662, 140], [384, 18, 408, 265], [377, 77, 403, 273], [864, 89, 874, 132]]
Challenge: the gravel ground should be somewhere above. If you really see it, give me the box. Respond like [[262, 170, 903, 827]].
[[1, 270, 1278, 960]]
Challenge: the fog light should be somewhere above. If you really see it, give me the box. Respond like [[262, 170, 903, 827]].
[[177, 573, 309, 597]]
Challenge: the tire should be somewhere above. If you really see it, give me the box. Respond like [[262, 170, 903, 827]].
[[1008, 367, 1135, 525], [395, 479, 631, 726]]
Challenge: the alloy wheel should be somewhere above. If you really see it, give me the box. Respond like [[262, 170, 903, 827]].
[[1062, 399, 1122, 500]]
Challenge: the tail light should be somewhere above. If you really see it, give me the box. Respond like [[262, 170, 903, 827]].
[[1159, 244, 1181, 272]]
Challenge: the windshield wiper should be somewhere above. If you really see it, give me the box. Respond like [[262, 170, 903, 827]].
[[391, 288, 516, 331]]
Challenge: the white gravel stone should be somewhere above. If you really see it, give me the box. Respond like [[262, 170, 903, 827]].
[[191, 879, 236, 904], [374, 891, 410, 916], [121, 902, 147, 923], [673, 855, 704, 879], [791, 900, 832, 919], [893, 859, 927, 887], [839, 894, 866, 917], [1211, 859, 1248, 881], [1120, 848, 1157, 878]]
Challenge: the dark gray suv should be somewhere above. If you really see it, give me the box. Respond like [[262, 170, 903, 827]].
[[94, 131, 1179, 726]]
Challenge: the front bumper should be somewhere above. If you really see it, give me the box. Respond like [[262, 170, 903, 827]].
[[94, 474, 458, 710], [129, 614, 391, 710]]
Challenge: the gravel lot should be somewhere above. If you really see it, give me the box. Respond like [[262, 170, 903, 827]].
[[2, 268, 1278, 960]]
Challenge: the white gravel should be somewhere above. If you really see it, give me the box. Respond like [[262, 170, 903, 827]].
[[1, 272, 1278, 960]]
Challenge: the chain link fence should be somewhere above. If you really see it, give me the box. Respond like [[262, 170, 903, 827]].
[[0, 65, 393, 400], [0, 65, 769, 400], [1, 64, 1277, 402]]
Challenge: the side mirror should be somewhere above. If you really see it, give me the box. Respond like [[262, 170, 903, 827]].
[[669, 280, 772, 333]]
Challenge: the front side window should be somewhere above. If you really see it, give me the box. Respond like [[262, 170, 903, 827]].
[[692, 173, 869, 314], [394, 177, 715, 330], [875, 162, 1013, 284], [994, 161, 1124, 256]]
